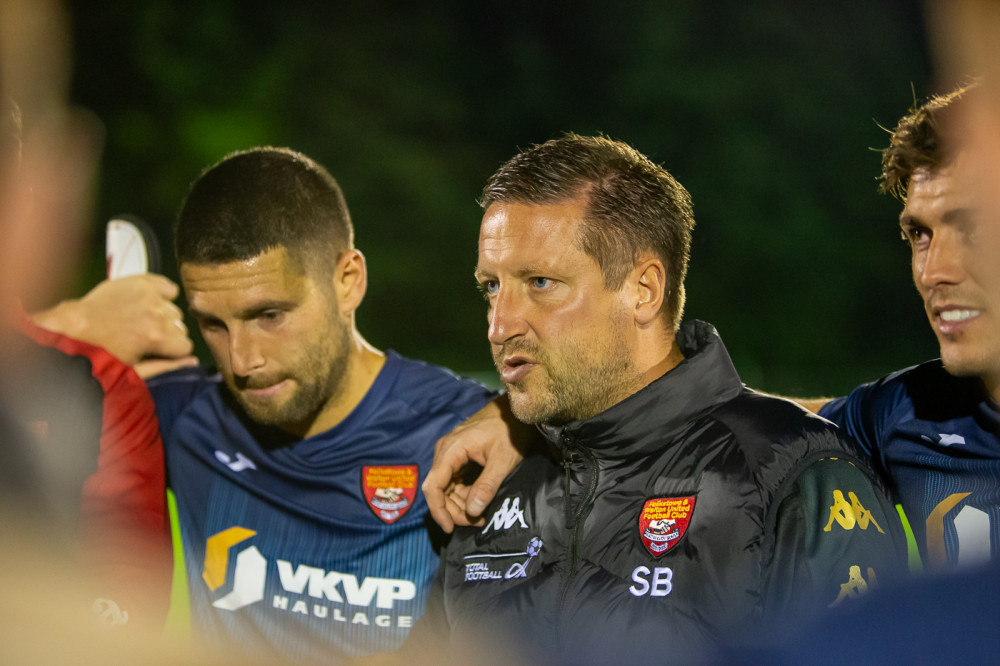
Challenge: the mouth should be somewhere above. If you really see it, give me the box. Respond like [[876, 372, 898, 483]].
[[933, 306, 982, 335], [241, 378, 290, 399], [499, 355, 537, 384]]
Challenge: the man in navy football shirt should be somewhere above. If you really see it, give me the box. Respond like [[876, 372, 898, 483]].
[[148, 147, 495, 661], [811, 84, 1000, 572]]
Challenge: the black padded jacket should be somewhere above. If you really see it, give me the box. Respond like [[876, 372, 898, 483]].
[[410, 321, 907, 663]]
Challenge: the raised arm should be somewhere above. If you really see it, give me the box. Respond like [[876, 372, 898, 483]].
[[31, 273, 197, 377]]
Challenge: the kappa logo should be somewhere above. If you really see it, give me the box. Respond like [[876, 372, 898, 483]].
[[202, 526, 416, 626], [823, 490, 884, 534], [215, 450, 256, 472], [638, 497, 695, 557], [481, 497, 528, 534], [828, 565, 878, 608]]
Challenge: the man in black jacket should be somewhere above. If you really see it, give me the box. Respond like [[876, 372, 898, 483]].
[[409, 134, 906, 663]]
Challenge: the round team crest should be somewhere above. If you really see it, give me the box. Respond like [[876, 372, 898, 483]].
[[638, 496, 695, 557], [362, 465, 419, 524]]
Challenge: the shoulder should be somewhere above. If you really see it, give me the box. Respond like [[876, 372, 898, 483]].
[[823, 360, 963, 420], [712, 388, 865, 463], [146, 365, 218, 396], [383, 351, 497, 420], [818, 360, 983, 452], [707, 388, 881, 501], [145, 366, 220, 435]]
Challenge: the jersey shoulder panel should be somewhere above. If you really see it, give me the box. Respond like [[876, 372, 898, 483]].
[[147, 366, 221, 438], [382, 351, 497, 421], [817, 361, 967, 456]]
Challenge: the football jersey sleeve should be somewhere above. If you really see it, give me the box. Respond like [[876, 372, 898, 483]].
[[146, 366, 217, 440]]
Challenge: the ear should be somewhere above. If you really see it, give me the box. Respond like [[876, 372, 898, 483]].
[[632, 257, 667, 327], [333, 249, 367, 315]]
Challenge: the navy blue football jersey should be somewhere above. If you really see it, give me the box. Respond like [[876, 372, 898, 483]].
[[149, 351, 495, 661], [821, 360, 1000, 571]]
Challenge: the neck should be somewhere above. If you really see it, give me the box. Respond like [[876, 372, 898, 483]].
[[984, 373, 1000, 407], [301, 334, 385, 439], [635, 330, 684, 390]]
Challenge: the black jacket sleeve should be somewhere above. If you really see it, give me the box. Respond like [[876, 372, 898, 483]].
[[761, 456, 908, 622]]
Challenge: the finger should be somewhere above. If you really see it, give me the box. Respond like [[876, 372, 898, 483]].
[[445, 485, 485, 528], [159, 319, 194, 356], [145, 273, 181, 299], [445, 491, 484, 528], [422, 465, 456, 533], [465, 454, 512, 519], [133, 355, 199, 379]]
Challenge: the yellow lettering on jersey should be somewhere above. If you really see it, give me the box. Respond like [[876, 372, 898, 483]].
[[823, 490, 884, 534], [203, 526, 257, 591], [827, 565, 879, 608]]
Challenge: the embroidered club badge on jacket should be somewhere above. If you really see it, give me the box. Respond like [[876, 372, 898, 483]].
[[362, 465, 418, 524], [639, 496, 695, 557]]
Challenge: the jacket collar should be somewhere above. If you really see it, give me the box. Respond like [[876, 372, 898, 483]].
[[538, 320, 744, 458]]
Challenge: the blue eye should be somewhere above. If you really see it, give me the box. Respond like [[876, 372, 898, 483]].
[[531, 277, 552, 289], [478, 280, 499, 297]]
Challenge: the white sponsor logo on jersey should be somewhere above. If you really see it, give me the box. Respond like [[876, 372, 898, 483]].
[[215, 450, 257, 472], [91, 597, 129, 628], [204, 527, 416, 627]]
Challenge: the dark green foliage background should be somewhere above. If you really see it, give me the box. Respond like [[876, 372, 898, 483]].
[[64, 1, 938, 395]]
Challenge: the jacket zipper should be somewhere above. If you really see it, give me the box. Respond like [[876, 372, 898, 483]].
[[556, 433, 599, 636]]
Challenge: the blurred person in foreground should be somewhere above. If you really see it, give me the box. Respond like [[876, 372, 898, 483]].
[[0, 0, 197, 657], [406, 134, 906, 662]]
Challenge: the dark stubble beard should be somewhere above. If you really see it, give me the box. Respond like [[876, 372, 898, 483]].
[[233, 312, 352, 434], [497, 332, 637, 426]]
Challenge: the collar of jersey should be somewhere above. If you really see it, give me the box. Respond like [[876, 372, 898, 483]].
[[289, 350, 404, 458]]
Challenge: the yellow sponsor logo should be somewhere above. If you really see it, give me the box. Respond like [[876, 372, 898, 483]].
[[203, 526, 257, 591], [823, 490, 884, 534], [828, 565, 878, 608]]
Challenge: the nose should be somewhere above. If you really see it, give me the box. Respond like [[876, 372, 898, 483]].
[[916, 231, 966, 290], [228, 325, 265, 377], [487, 287, 528, 345]]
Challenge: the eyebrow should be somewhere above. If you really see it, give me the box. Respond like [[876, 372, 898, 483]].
[[189, 300, 296, 320], [474, 264, 559, 281], [942, 207, 976, 226], [900, 206, 975, 228]]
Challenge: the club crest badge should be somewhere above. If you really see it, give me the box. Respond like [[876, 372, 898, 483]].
[[639, 496, 695, 557], [362, 465, 419, 524]]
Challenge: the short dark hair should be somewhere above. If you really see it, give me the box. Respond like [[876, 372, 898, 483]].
[[880, 82, 979, 201], [480, 133, 694, 330], [176, 147, 353, 275]]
